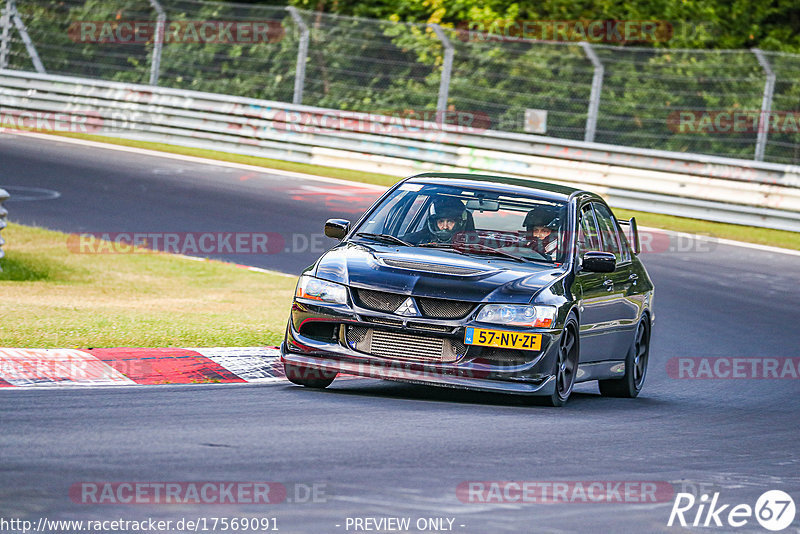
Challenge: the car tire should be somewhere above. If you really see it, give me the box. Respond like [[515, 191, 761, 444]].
[[598, 317, 650, 398], [534, 314, 579, 407], [284, 361, 337, 389]]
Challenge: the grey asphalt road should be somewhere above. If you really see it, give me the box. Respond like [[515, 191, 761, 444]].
[[1, 133, 799, 533]]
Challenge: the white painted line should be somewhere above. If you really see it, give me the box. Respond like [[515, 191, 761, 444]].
[[639, 226, 800, 257], [175, 254, 296, 278], [7, 130, 799, 257], [3, 129, 388, 191], [247, 266, 287, 275], [0, 348, 136, 387], [194, 347, 285, 383]]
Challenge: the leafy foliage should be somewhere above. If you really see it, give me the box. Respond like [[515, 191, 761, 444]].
[[6, 0, 800, 162]]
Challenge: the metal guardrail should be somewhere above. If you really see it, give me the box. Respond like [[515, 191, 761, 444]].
[[4, 0, 800, 164], [0, 187, 8, 271], [1, 69, 799, 232]]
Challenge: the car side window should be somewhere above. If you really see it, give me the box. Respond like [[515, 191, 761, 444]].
[[578, 205, 601, 254], [592, 203, 623, 263], [397, 195, 430, 235], [615, 220, 632, 263]]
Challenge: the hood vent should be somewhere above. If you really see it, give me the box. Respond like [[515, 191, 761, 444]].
[[379, 257, 488, 276]]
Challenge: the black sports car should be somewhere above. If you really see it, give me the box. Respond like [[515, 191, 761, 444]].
[[281, 173, 654, 406]]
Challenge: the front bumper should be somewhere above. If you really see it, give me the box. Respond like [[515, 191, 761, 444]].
[[281, 298, 563, 396]]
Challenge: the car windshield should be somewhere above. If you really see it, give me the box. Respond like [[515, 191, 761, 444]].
[[353, 182, 569, 264]]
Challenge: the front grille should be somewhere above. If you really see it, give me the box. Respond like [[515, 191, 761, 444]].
[[417, 297, 474, 319], [406, 322, 453, 333], [354, 289, 475, 320], [364, 316, 404, 328], [345, 326, 466, 363], [479, 348, 527, 365], [380, 258, 486, 276], [365, 317, 452, 333], [354, 289, 407, 313]]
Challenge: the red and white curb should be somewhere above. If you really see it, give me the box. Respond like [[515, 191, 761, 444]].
[[0, 347, 286, 388]]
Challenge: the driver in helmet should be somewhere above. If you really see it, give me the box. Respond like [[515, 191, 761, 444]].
[[523, 205, 561, 261], [405, 196, 468, 244]]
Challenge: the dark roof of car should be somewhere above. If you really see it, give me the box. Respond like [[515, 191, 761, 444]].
[[406, 173, 586, 201]]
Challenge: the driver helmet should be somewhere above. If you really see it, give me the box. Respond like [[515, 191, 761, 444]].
[[426, 196, 468, 242], [523, 205, 562, 233]]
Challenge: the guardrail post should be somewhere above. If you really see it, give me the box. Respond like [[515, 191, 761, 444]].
[[8, 0, 44, 73], [286, 7, 308, 106], [752, 48, 775, 162], [580, 42, 604, 143], [0, 188, 9, 272], [0, 0, 11, 69], [147, 0, 165, 85], [429, 23, 454, 115]]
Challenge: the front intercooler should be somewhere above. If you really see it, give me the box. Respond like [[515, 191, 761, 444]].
[[345, 326, 466, 363]]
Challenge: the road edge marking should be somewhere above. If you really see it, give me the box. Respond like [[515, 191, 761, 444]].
[[6, 129, 798, 257]]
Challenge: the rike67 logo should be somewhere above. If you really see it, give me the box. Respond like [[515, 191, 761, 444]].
[[668, 490, 796, 531]]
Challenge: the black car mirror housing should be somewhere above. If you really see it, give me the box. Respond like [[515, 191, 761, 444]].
[[325, 219, 350, 240], [582, 251, 616, 273], [618, 216, 641, 254]]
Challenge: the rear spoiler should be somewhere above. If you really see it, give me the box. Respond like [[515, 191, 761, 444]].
[[618, 217, 641, 254]]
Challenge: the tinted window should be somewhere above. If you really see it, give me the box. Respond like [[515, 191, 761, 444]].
[[616, 221, 632, 263], [354, 183, 569, 263], [578, 205, 601, 253], [398, 194, 430, 235], [592, 203, 622, 262]]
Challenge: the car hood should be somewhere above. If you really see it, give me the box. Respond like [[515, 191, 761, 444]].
[[312, 242, 566, 304]]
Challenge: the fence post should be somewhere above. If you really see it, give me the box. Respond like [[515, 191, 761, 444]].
[[752, 48, 775, 162], [0, 0, 11, 69], [286, 7, 308, 106], [580, 42, 603, 143], [429, 23, 454, 115], [9, 0, 44, 73], [147, 0, 165, 85]]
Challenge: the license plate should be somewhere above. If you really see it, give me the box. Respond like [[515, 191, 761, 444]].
[[464, 327, 542, 351]]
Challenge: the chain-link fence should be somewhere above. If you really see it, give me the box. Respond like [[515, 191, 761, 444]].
[[2, 0, 800, 164]]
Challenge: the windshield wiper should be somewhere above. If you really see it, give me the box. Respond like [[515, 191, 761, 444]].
[[417, 242, 470, 255], [419, 241, 525, 262], [458, 243, 527, 263], [354, 233, 414, 247]]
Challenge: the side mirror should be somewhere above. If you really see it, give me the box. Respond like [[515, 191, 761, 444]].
[[628, 217, 640, 254], [618, 217, 641, 254], [324, 219, 350, 240], [582, 251, 616, 273]]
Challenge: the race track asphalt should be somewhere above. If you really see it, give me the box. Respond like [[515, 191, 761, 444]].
[[1, 132, 799, 533]]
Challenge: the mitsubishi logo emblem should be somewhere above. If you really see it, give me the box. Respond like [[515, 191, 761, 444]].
[[395, 297, 419, 316]]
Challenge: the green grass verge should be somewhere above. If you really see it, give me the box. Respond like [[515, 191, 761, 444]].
[[11, 129, 800, 251], [614, 209, 800, 250], [0, 223, 297, 348]]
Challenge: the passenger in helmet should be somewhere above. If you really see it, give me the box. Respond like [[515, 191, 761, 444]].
[[405, 196, 468, 244], [523, 205, 562, 261]]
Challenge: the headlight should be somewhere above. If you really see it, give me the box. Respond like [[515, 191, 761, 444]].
[[475, 304, 556, 328], [295, 275, 348, 305]]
